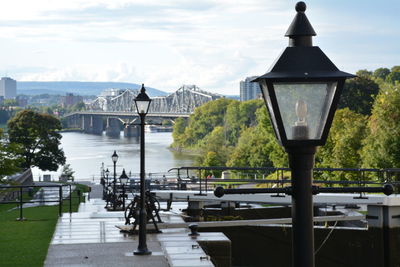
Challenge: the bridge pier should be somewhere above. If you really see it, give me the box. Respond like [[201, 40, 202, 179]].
[[124, 124, 140, 138], [82, 115, 91, 133], [105, 118, 121, 137], [89, 116, 103, 135]]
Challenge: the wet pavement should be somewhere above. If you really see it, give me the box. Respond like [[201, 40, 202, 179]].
[[45, 183, 217, 267]]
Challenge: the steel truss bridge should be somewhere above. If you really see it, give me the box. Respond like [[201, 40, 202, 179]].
[[88, 84, 222, 113], [63, 85, 222, 136]]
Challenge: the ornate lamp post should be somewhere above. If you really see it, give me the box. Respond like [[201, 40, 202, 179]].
[[119, 169, 129, 211], [111, 150, 119, 211], [253, 2, 354, 266], [105, 168, 110, 185], [133, 84, 152, 255]]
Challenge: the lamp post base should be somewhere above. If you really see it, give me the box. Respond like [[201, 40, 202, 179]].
[[133, 249, 152, 256]]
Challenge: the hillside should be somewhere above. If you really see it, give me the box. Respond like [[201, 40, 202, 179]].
[[17, 81, 168, 97]]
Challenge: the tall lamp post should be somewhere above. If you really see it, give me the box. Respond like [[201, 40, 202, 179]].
[[253, 2, 354, 267], [119, 169, 129, 211], [105, 168, 110, 186], [112, 150, 119, 211], [133, 84, 152, 255]]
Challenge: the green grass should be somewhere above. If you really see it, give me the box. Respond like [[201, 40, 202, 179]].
[[0, 183, 89, 267]]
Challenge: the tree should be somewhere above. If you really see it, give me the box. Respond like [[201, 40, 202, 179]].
[[197, 126, 232, 167], [316, 108, 367, 181], [171, 117, 188, 149], [59, 164, 74, 182], [361, 82, 400, 169], [182, 98, 233, 147], [338, 76, 380, 115], [356, 69, 372, 78], [373, 68, 390, 80], [0, 129, 22, 181], [386, 66, 400, 84], [7, 110, 66, 171]]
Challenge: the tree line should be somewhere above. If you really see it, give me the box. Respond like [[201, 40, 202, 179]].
[[171, 66, 400, 181]]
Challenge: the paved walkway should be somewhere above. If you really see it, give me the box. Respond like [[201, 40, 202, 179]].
[[45, 185, 216, 267]]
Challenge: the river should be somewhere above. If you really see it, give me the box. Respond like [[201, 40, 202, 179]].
[[32, 132, 196, 182]]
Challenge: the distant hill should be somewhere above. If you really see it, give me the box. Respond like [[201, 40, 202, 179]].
[[17, 81, 168, 97]]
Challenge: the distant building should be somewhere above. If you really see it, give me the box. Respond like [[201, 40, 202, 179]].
[[16, 95, 28, 107], [61, 93, 83, 107], [0, 77, 17, 99], [240, 76, 261, 101]]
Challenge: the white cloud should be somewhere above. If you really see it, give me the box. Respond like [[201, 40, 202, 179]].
[[2, 0, 400, 95]]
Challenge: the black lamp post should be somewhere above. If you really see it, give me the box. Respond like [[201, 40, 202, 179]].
[[133, 84, 152, 255], [105, 168, 110, 186], [253, 2, 355, 267], [119, 169, 129, 211], [111, 150, 119, 211]]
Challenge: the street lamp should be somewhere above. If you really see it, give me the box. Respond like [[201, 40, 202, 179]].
[[119, 169, 129, 211], [253, 2, 354, 267], [105, 168, 110, 185], [112, 150, 119, 211], [133, 84, 152, 255]]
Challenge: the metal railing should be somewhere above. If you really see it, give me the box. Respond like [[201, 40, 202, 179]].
[[0, 184, 80, 220]]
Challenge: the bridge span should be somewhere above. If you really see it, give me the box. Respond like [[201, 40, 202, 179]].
[[62, 84, 222, 137], [63, 111, 190, 137]]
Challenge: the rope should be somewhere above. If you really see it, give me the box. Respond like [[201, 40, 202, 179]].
[[314, 220, 338, 255]]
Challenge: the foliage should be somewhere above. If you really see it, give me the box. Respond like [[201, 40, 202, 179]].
[[172, 98, 234, 148], [224, 99, 263, 146], [316, 108, 367, 181], [0, 129, 22, 181], [373, 68, 390, 80], [361, 83, 400, 169], [171, 117, 188, 149], [197, 126, 233, 176], [59, 164, 75, 182], [386, 66, 400, 84], [339, 76, 379, 115], [7, 110, 66, 171]]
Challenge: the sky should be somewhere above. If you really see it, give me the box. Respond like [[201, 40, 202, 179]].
[[1, 0, 399, 95]]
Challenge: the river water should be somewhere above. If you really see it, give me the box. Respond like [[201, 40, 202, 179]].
[[32, 132, 196, 182]]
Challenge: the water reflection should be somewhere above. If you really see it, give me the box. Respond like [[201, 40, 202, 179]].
[[32, 132, 195, 181]]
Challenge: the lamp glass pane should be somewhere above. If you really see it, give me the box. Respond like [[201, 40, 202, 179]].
[[273, 82, 337, 140], [135, 100, 150, 114], [259, 80, 281, 141]]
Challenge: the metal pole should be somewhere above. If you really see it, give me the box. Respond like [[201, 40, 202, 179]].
[[59, 186, 63, 217], [69, 184, 72, 213], [134, 113, 151, 255], [113, 161, 117, 211], [19, 187, 23, 221], [122, 184, 126, 210], [287, 146, 316, 267]]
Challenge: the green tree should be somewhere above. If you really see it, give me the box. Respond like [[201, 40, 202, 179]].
[[227, 106, 287, 168], [182, 98, 233, 147], [197, 126, 232, 167], [316, 108, 367, 181], [386, 66, 400, 84], [224, 99, 263, 146], [7, 110, 66, 171], [356, 69, 373, 78], [171, 117, 188, 149], [338, 76, 380, 115], [361, 82, 400, 169], [373, 67, 390, 80], [0, 129, 22, 181], [59, 164, 74, 182]]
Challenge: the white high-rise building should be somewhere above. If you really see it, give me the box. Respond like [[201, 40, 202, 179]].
[[240, 76, 261, 101], [0, 77, 17, 99]]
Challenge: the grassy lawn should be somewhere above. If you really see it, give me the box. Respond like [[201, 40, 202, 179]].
[[0, 183, 89, 267]]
